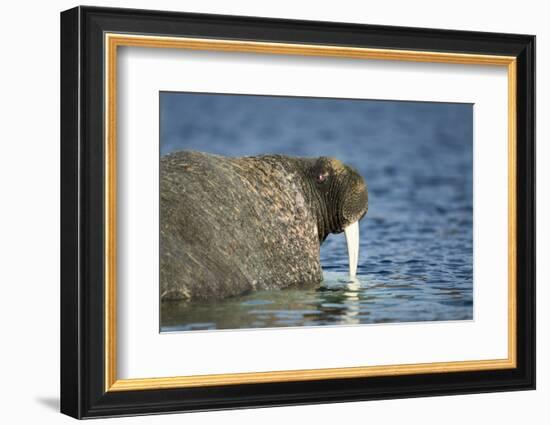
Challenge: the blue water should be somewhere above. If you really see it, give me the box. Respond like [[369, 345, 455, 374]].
[[160, 92, 473, 331]]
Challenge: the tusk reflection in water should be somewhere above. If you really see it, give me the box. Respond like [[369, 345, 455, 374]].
[[341, 276, 361, 325]]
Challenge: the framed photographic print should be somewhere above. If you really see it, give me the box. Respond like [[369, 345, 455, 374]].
[[60, 6, 536, 419]]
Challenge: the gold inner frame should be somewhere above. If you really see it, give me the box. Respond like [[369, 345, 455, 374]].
[[104, 33, 517, 392]]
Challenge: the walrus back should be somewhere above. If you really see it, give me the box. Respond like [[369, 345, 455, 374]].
[[160, 150, 322, 301]]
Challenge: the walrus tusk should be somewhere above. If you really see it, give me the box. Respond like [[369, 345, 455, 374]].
[[344, 221, 359, 279]]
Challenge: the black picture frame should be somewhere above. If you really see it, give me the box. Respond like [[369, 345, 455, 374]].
[[60, 5, 535, 419]]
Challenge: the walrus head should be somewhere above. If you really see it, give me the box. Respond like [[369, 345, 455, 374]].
[[299, 156, 368, 278]]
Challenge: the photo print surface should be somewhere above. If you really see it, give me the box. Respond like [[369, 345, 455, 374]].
[[159, 92, 473, 332]]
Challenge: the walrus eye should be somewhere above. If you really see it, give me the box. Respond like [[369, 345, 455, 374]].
[[316, 173, 327, 184]]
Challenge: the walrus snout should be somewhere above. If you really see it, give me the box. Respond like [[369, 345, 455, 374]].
[[341, 173, 369, 231]]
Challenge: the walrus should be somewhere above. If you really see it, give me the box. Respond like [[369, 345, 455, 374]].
[[160, 150, 368, 301]]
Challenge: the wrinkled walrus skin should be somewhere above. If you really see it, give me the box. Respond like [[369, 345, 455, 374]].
[[160, 150, 368, 302]]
